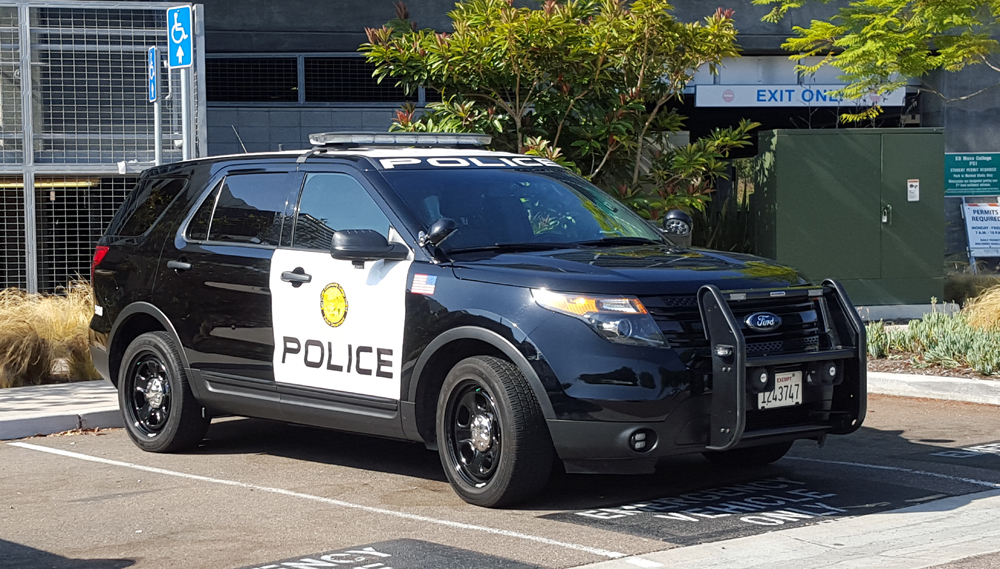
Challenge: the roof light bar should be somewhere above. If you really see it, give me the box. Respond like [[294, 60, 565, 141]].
[[309, 132, 492, 148]]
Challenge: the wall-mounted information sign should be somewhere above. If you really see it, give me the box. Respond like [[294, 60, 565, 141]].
[[946, 153, 1000, 196]]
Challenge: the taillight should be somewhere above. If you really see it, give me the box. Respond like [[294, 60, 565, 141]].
[[91, 245, 109, 282]]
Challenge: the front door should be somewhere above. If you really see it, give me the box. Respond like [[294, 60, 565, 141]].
[[270, 172, 411, 407]]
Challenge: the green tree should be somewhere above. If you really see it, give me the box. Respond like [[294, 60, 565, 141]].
[[362, 0, 758, 218], [754, 0, 1000, 121]]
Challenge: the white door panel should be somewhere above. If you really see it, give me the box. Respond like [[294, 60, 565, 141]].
[[270, 248, 410, 400]]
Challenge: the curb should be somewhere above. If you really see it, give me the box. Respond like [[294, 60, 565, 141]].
[[0, 380, 122, 441], [868, 371, 1000, 406], [0, 409, 122, 441]]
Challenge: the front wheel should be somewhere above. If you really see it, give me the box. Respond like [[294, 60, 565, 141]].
[[436, 356, 554, 507], [119, 331, 209, 453], [702, 440, 794, 468]]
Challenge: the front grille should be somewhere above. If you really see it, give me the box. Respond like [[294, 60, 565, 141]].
[[641, 294, 823, 358]]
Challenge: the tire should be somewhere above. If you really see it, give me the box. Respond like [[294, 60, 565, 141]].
[[436, 355, 555, 508], [118, 331, 209, 453], [702, 440, 794, 468]]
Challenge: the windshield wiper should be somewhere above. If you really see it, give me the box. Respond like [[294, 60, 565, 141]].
[[447, 242, 572, 254], [573, 236, 663, 247]]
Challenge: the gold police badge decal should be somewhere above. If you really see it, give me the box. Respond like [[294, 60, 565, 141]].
[[320, 283, 348, 327]]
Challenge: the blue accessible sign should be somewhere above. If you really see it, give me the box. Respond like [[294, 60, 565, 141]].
[[166, 6, 192, 69], [147, 47, 157, 102]]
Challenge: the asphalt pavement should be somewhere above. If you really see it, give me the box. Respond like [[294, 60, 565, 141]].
[[2, 392, 1000, 569]]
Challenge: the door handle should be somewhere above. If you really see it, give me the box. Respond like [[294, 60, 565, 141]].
[[167, 260, 192, 271], [881, 204, 892, 225], [281, 269, 312, 285]]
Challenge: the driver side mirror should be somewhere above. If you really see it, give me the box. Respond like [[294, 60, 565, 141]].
[[661, 209, 693, 248], [330, 229, 408, 262]]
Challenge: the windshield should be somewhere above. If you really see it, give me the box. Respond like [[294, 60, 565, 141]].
[[380, 168, 664, 252]]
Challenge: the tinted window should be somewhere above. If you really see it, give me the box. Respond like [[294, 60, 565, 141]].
[[107, 178, 186, 237], [291, 173, 391, 250], [186, 181, 218, 242], [190, 173, 289, 245], [380, 168, 662, 252]]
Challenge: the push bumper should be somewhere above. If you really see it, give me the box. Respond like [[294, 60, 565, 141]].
[[544, 280, 866, 474]]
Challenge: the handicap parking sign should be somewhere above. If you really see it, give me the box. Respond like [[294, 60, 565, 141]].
[[148, 47, 157, 102], [166, 6, 192, 69]]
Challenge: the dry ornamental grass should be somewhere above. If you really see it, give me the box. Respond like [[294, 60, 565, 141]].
[[0, 281, 100, 388], [963, 284, 1000, 331]]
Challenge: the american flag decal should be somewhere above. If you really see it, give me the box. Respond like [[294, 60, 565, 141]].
[[411, 274, 437, 295]]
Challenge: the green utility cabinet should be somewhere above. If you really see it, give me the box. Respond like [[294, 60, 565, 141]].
[[753, 128, 944, 306]]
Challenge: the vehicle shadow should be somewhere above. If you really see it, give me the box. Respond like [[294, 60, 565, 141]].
[[0, 539, 134, 568], [190, 412, 1000, 513]]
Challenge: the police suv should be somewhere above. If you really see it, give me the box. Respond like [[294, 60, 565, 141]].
[[89, 132, 866, 507]]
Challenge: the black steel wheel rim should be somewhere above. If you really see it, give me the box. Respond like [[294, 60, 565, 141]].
[[446, 380, 502, 487], [125, 351, 171, 437]]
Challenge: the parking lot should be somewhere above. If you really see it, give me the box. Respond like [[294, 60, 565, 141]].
[[2, 393, 999, 569]]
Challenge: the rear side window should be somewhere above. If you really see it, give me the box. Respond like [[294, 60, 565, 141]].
[[106, 178, 186, 237], [186, 173, 290, 246]]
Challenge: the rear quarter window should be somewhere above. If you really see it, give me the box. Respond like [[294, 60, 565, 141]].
[[106, 178, 187, 237]]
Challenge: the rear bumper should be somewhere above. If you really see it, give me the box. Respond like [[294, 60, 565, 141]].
[[90, 343, 111, 384]]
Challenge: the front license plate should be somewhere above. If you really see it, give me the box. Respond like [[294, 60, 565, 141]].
[[758, 371, 802, 409]]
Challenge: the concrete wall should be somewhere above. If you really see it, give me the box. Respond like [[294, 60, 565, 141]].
[[201, 0, 480, 53], [206, 108, 396, 156]]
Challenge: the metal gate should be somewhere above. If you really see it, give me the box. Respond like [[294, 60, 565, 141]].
[[0, 1, 204, 292]]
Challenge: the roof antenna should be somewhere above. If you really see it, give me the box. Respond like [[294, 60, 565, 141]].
[[231, 125, 248, 153]]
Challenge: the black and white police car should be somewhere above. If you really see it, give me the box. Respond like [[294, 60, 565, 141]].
[[89, 132, 866, 507]]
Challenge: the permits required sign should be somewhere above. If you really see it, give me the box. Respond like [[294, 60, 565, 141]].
[[963, 203, 1000, 257], [946, 153, 1000, 196]]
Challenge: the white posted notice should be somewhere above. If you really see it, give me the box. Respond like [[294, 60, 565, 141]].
[[964, 202, 1000, 257]]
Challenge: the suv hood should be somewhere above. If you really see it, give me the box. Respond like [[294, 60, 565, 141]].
[[451, 245, 807, 296]]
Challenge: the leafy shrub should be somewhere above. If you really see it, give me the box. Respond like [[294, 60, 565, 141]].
[[865, 305, 1000, 376], [0, 281, 99, 388]]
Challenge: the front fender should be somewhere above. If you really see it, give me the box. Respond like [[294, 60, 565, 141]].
[[407, 325, 555, 420]]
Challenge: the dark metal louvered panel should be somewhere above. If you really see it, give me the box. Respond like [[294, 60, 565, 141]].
[[304, 57, 416, 103], [206, 58, 299, 103]]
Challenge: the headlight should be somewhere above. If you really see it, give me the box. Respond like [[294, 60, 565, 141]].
[[531, 289, 668, 348]]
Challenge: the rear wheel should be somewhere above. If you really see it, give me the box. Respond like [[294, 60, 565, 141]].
[[119, 332, 209, 452], [702, 440, 794, 467], [436, 356, 554, 507]]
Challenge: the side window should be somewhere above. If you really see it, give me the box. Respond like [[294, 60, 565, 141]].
[[186, 181, 218, 241], [107, 178, 187, 237], [187, 173, 290, 245], [291, 173, 391, 250]]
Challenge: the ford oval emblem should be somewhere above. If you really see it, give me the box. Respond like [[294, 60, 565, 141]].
[[745, 312, 782, 332]]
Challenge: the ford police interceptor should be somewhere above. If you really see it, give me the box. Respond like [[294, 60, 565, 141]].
[[89, 132, 866, 507]]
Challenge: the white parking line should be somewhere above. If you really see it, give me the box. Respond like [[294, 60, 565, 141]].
[[784, 456, 1000, 488], [8, 442, 626, 559]]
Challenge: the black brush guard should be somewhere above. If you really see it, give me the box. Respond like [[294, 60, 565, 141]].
[[698, 279, 867, 451]]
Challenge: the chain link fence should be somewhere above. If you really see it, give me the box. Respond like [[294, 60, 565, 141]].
[[0, 1, 201, 293]]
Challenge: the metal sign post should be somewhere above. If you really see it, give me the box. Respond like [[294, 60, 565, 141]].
[[166, 5, 193, 161], [148, 46, 161, 166]]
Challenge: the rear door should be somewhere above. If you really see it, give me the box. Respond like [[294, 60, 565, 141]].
[[154, 167, 298, 417], [271, 170, 412, 432]]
